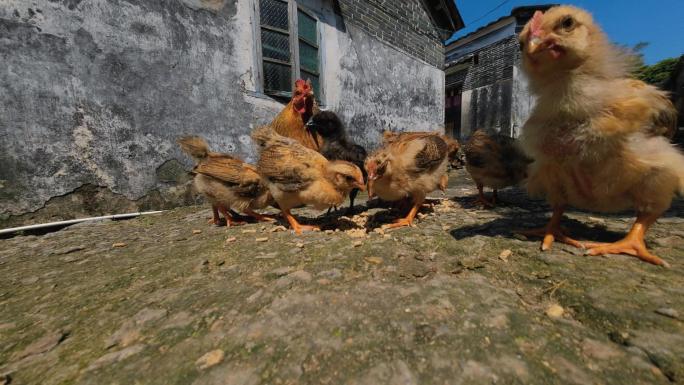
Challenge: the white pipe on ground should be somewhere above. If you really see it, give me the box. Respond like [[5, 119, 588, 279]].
[[0, 210, 165, 236]]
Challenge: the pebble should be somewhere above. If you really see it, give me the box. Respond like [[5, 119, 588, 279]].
[[112, 242, 127, 248], [270, 226, 287, 233], [545, 304, 564, 319], [192, 229, 202, 234], [352, 241, 363, 247], [105, 322, 141, 349], [295, 242, 305, 248], [86, 344, 146, 371], [195, 349, 225, 370], [364, 256, 383, 265], [270, 267, 294, 277], [325, 230, 334, 235], [499, 249, 512, 262], [289, 270, 312, 282], [52, 245, 86, 255], [14, 330, 67, 359], [241, 229, 257, 234], [654, 307, 680, 319], [225, 237, 237, 243], [255, 237, 268, 242]]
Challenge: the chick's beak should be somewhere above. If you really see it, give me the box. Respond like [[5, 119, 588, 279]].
[[527, 35, 543, 55], [356, 180, 366, 192], [367, 179, 374, 198]]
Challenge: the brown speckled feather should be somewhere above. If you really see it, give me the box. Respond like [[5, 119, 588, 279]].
[[254, 127, 328, 193], [194, 158, 264, 197], [465, 130, 531, 188], [414, 135, 448, 172]]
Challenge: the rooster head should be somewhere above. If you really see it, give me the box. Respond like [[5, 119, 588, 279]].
[[292, 78, 314, 116]]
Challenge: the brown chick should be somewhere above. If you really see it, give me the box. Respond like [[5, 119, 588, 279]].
[[366, 133, 448, 229], [464, 129, 532, 207], [251, 126, 365, 235], [383, 130, 455, 193], [178, 136, 274, 226], [518, 5, 682, 266], [270, 79, 322, 151]]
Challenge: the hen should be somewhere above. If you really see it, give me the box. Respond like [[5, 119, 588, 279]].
[[252, 126, 365, 234], [365, 133, 448, 229], [464, 129, 531, 207], [178, 136, 274, 226], [270, 79, 322, 151], [518, 6, 682, 266], [307, 111, 368, 212]]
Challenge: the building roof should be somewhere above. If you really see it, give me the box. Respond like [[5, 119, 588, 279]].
[[445, 3, 556, 51], [420, 0, 465, 40]]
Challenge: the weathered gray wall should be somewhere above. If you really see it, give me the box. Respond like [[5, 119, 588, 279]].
[[0, 0, 444, 226]]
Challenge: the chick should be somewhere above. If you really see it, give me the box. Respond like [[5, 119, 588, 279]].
[[365, 133, 448, 229], [382, 130, 453, 193], [251, 126, 366, 234], [178, 136, 274, 226], [518, 6, 682, 266], [464, 129, 531, 207], [307, 111, 368, 212]]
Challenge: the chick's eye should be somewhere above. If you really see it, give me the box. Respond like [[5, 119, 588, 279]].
[[560, 16, 574, 30]]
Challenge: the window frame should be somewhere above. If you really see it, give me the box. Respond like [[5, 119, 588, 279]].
[[254, 0, 324, 104]]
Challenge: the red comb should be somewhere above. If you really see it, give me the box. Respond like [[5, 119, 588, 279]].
[[530, 10, 544, 37], [294, 79, 310, 90]]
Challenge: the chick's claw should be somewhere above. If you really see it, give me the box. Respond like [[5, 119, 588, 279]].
[[382, 218, 414, 230], [518, 226, 584, 250], [584, 236, 669, 267]]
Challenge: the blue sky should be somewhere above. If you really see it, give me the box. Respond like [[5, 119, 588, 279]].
[[448, 0, 684, 64]]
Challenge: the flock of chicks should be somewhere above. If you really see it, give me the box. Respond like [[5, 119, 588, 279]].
[[179, 6, 683, 268]]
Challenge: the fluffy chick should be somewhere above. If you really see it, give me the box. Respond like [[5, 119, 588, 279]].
[[464, 129, 532, 207], [382, 131, 453, 193], [307, 111, 368, 212], [518, 5, 682, 266], [178, 136, 273, 226], [365, 133, 448, 229], [252, 126, 365, 234]]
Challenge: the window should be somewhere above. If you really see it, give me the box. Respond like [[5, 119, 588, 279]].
[[258, 0, 321, 99]]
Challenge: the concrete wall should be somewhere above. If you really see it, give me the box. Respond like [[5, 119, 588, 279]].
[[0, 0, 445, 226], [448, 34, 533, 139]]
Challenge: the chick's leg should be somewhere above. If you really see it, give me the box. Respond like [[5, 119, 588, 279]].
[[347, 188, 359, 214], [282, 209, 319, 235], [473, 183, 495, 208], [208, 205, 222, 225], [244, 208, 277, 222], [217, 206, 246, 227], [383, 196, 423, 229], [584, 213, 669, 267], [520, 206, 583, 250]]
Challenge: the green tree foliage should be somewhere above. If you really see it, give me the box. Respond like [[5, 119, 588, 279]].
[[634, 57, 680, 85]]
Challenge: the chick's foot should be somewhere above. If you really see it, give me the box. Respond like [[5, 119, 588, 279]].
[[519, 206, 583, 250], [583, 214, 669, 267]]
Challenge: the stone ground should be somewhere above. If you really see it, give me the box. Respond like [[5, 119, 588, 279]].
[[1, 169, 683, 385]]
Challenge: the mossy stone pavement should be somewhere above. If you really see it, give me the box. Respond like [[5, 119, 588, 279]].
[[1, 170, 683, 384]]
